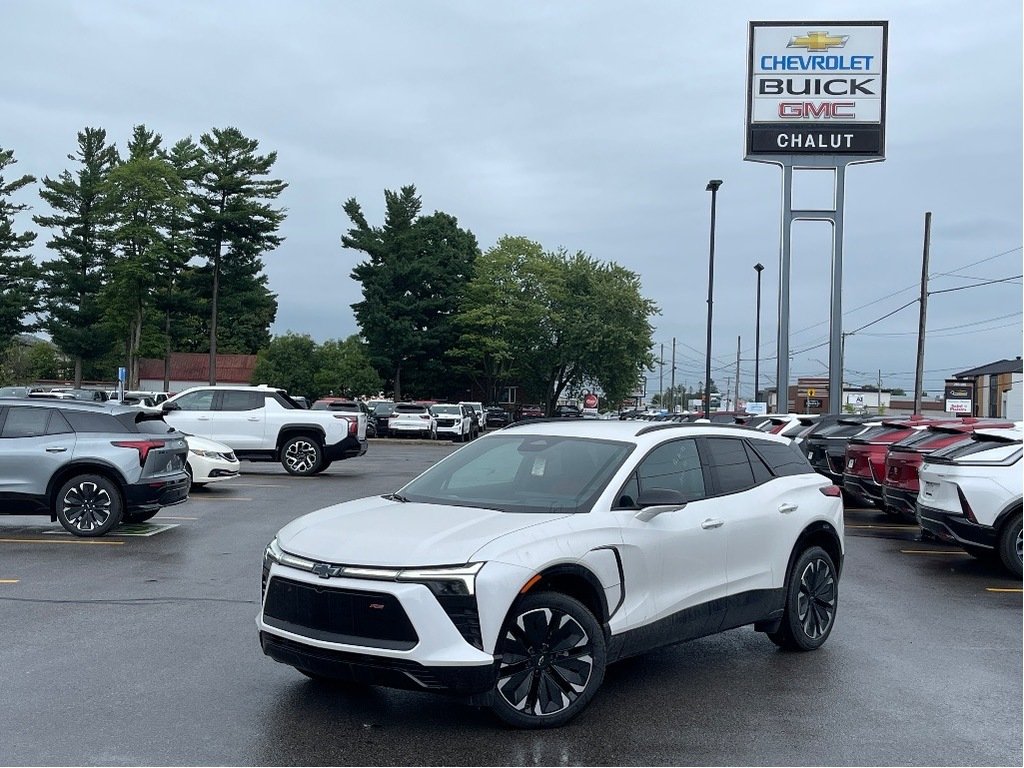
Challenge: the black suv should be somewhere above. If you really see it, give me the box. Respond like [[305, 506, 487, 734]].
[[0, 401, 190, 536]]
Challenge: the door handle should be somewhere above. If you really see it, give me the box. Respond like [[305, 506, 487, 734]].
[[701, 518, 724, 530], [197, 417, 210, 421], [45, 447, 68, 453], [247, 417, 260, 422], [778, 502, 798, 514]]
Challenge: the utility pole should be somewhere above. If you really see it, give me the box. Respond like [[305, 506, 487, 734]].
[[878, 368, 883, 414], [914, 212, 932, 415], [659, 343, 664, 408], [725, 377, 732, 411], [670, 338, 676, 414], [734, 335, 741, 412]]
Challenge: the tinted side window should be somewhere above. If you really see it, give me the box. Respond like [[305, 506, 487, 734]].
[[751, 439, 814, 477], [46, 410, 74, 435], [636, 439, 706, 501], [704, 438, 756, 495], [174, 391, 215, 411], [1, 407, 50, 437], [66, 411, 127, 433], [220, 391, 260, 411], [744, 441, 773, 484]]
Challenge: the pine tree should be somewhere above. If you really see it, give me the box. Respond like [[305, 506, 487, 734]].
[[34, 128, 119, 385], [193, 127, 286, 383], [103, 125, 185, 388], [0, 147, 39, 350]]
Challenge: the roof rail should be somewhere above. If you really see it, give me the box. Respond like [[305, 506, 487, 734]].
[[635, 422, 753, 436]]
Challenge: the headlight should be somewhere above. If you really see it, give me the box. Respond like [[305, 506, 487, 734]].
[[190, 448, 216, 457], [395, 563, 484, 596]]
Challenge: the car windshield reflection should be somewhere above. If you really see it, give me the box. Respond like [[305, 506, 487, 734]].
[[397, 435, 633, 514]]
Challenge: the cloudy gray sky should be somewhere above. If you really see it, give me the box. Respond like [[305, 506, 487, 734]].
[[3, 0, 1021, 398]]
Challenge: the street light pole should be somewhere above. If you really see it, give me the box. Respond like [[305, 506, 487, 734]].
[[704, 179, 723, 417], [754, 262, 764, 402]]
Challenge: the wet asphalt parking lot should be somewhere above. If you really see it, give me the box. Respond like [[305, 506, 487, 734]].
[[0, 440, 1020, 766]]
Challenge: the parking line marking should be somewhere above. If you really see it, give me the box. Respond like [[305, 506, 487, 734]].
[[0, 538, 124, 546], [0, 579, 19, 584], [985, 587, 1023, 593], [227, 483, 289, 488], [899, 549, 969, 555]]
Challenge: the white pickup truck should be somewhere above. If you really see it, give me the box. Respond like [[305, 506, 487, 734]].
[[160, 385, 367, 476]]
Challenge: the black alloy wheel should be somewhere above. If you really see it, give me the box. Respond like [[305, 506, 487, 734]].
[[768, 545, 838, 651], [280, 436, 323, 476], [491, 592, 606, 728], [55, 474, 123, 537], [998, 512, 1023, 578]]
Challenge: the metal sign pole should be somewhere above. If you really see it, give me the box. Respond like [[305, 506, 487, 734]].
[[828, 165, 847, 416], [777, 164, 794, 413]]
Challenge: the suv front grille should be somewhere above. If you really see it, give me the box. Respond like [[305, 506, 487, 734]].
[[263, 578, 418, 650]]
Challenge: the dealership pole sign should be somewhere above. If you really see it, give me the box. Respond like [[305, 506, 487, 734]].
[[744, 20, 888, 417], [746, 21, 888, 158]]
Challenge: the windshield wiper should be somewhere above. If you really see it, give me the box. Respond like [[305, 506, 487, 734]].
[[385, 492, 410, 503]]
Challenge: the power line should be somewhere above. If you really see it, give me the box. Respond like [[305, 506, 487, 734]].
[[928, 274, 1023, 296]]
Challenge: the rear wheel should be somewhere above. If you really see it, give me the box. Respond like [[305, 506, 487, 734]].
[[55, 474, 123, 537], [997, 512, 1023, 577], [490, 592, 606, 729], [280, 436, 323, 476], [768, 546, 838, 652]]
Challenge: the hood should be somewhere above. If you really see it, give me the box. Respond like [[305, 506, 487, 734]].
[[184, 435, 234, 453], [276, 496, 570, 567]]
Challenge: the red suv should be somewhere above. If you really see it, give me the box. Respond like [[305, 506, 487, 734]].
[[882, 419, 1010, 519], [842, 416, 934, 509]]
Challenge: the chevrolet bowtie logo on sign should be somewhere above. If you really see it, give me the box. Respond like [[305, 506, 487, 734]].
[[746, 20, 888, 158], [788, 31, 849, 52]]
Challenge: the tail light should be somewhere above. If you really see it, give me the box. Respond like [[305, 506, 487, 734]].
[[419, 414, 431, 420], [112, 440, 166, 466], [819, 485, 842, 497], [868, 454, 886, 483], [957, 487, 977, 523], [331, 414, 359, 435]]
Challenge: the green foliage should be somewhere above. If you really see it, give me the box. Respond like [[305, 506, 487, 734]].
[[102, 125, 186, 387], [34, 127, 119, 385], [251, 333, 382, 401], [344, 185, 479, 400], [193, 127, 286, 381], [0, 147, 38, 348], [0, 338, 68, 385], [452, 239, 657, 413]]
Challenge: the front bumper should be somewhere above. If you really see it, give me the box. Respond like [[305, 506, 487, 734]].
[[324, 436, 368, 461], [124, 473, 190, 511], [917, 504, 997, 549], [260, 632, 496, 694], [882, 486, 917, 517], [843, 473, 884, 505], [436, 424, 464, 439]]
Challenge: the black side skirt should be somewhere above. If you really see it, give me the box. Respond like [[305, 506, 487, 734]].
[[607, 588, 785, 663]]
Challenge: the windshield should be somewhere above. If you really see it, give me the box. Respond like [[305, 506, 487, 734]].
[[432, 405, 462, 415], [397, 434, 634, 514]]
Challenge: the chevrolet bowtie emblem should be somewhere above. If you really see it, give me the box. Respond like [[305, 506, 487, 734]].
[[788, 31, 849, 52]]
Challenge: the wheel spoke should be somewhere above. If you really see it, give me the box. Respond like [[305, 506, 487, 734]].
[[522, 609, 550, 648]]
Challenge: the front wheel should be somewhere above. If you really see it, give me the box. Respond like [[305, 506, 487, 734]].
[[55, 474, 123, 537], [998, 512, 1023, 577], [490, 592, 606, 729], [280, 436, 323, 476], [768, 546, 838, 652]]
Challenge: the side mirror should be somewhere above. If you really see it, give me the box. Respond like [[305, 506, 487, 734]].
[[161, 402, 180, 413], [634, 488, 687, 522]]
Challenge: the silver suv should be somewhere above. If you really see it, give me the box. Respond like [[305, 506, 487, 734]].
[[0, 401, 190, 537]]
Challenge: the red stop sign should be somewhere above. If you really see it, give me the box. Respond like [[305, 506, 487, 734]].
[[583, 394, 599, 409]]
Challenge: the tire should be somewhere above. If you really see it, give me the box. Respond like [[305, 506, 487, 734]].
[[122, 509, 160, 525], [490, 592, 606, 729], [55, 474, 124, 537], [768, 546, 838, 652], [280, 436, 323, 476], [185, 463, 194, 491], [310, 460, 333, 475], [997, 512, 1023, 578]]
